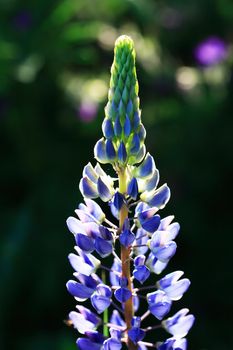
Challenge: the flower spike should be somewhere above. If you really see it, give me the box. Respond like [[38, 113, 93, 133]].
[[66, 35, 194, 350]]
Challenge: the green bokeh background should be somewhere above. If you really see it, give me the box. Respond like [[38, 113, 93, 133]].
[[1, 1, 233, 349]]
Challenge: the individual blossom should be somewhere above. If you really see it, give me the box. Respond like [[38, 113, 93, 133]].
[[66, 35, 194, 350]]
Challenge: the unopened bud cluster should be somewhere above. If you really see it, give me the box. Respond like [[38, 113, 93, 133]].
[[66, 35, 194, 350]]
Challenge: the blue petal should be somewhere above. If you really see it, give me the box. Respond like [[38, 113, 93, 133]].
[[77, 338, 103, 350], [128, 327, 145, 343], [91, 293, 111, 314], [157, 338, 176, 350], [141, 215, 161, 233], [97, 177, 113, 202], [132, 111, 140, 129], [106, 139, 116, 160], [114, 116, 122, 137], [95, 237, 112, 257], [66, 280, 94, 299], [94, 138, 108, 164], [127, 177, 138, 200], [114, 287, 131, 302], [133, 265, 150, 284], [102, 118, 114, 139], [134, 228, 149, 255], [164, 278, 190, 301], [158, 338, 187, 350], [163, 309, 195, 338], [96, 284, 112, 297], [123, 114, 131, 137], [103, 338, 122, 350], [134, 144, 146, 164], [79, 177, 98, 198], [137, 169, 159, 192], [130, 133, 140, 154], [83, 162, 98, 183], [76, 234, 95, 253], [110, 310, 126, 328], [118, 141, 127, 163], [153, 241, 177, 263], [148, 184, 171, 208], [84, 198, 105, 223], [113, 191, 125, 211], [85, 330, 105, 343], [66, 216, 86, 235], [76, 305, 101, 326], [69, 311, 97, 333], [99, 225, 113, 240], [133, 295, 140, 312], [134, 255, 146, 266], [75, 273, 100, 289], [119, 229, 135, 247], [110, 259, 122, 286], [147, 290, 172, 320], [146, 252, 168, 274], [126, 100, 133, 118], [167, 222, 180, 241], [136, 153, 155, 178], [138, 124, 146, 141], [158, 271, 184, 289], [68, 253, 95, 276]]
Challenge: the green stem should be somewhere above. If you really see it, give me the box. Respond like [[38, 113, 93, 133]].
[[101, 269, 109, 337], [118, 167, 138, 350]]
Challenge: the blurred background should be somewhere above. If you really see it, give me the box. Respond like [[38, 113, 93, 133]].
[[0, 0, 233, 349]]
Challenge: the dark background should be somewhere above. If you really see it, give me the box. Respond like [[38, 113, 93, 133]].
[[0, 0, 233, 349]]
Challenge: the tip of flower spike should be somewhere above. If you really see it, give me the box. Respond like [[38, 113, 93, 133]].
[[115, 35, 135, 50]]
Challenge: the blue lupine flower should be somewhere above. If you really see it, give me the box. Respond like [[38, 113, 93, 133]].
[[127, 177, 138, 200], [158, 337, 187, 350], [66, 35, 194, 350], [128, 317, 145, 343], [133, 255, 150, 283], [91, 284, 112, 313], [158, 271, 191, 301], [114, 277, 132, 302], [163, 309, 195, 338], [77, 331, 104, 350], [69, 308, 100, 333], [147, 290, 172, 320]]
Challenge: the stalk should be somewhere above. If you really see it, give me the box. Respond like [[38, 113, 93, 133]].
[[119, 168, 137, 350]]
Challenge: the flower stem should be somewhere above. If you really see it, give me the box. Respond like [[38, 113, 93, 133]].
[[101, 269, 109, 337], [119, 168, 137, 350]]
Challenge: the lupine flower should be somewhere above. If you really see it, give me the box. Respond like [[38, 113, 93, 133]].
[[78, 101, 98, 122], [194, 36, 228, 66], [66, 35, 194, 350]]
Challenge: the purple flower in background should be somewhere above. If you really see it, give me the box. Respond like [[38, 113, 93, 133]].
[[13, 10, 32, 31], [78, 102, 98, 123], [194, 36, 228, 66]]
